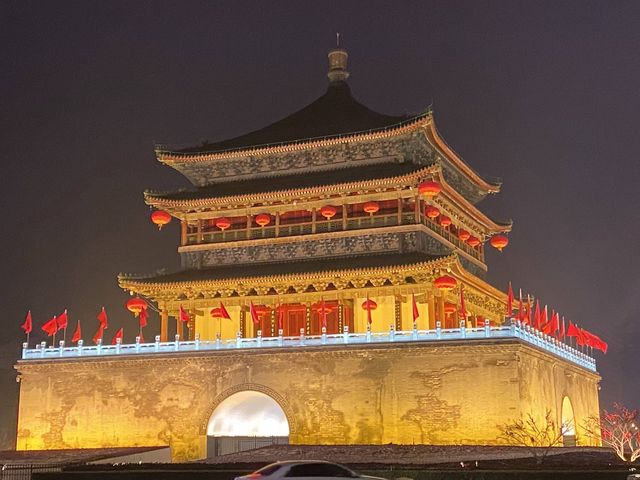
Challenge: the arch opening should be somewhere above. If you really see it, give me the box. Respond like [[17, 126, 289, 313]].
[[206, 390, 290, 457], [561, 396, 576, 447]]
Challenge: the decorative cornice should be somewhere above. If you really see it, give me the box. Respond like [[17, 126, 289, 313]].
[[156, 113, 430, 163]]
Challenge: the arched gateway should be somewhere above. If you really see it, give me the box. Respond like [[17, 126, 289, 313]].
[[206, 389, 290, 457]]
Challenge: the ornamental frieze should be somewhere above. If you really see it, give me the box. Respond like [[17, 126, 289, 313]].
[[170, 131, 486, 205], [182, 230, 454, 270]]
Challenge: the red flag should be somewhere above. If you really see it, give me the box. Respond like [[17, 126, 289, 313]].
[[97, 307, 108, 330], [71, 320, 82, 343], [219, 302, 231, 320], [525, 295, 532, 324], [541, 305, 549, 330], [111, 327, 123, 345], [56, 310, 68, 330], [533, 301, 541, 330], [139, 307, 148, 328], [92, 324, 104, 344], [179, 305, 190, 323], [249, 302, 260, 326], [542, 309, 559, 336], [21, 311, 33, 334], [576, 326, 587, 347], [459, 285, 468, 321], [516, 289, 524, 322], [412, 294, 420, 323], [506, 282, 514, 318], [567, 321, 578, 338], [41, 317, 58, 336]]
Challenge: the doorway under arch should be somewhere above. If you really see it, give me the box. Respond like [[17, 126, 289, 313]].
[[206, 390, 289, 457], [561, 396, 576, 447]]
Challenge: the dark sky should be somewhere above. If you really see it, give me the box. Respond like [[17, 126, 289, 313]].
[[1, 1, 639, 446]]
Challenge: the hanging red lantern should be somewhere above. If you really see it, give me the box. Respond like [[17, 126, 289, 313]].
[[425, 206, 440, 219], [490, 235, 509, 252], [363, 201, 380, 215], [361, 299, 378, 311], [215, 217, 231, 231], [434, 275, 457, 290], [210, 307, 225, 318], [440, 216, 452, 227], [444, 303, 457, 314], [418, 181, 442, 197], [320, 205, 337, 219], [255, 213, 271, 227], [458, 229, 470, 241], [151, 210, 171, 230], [126, 297, 147, 317], [467, 236, 481, 247]]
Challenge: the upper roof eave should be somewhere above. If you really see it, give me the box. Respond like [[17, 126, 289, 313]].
[[154, 111, 431, 164], [424, 118, 502, 194]]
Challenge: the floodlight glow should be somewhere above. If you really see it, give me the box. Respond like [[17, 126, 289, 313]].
[[207, 390, 289, 437]]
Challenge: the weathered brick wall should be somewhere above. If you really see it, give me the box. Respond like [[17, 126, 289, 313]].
[[15, 340, 600, 460]]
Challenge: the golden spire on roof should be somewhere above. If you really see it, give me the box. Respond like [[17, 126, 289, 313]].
[[327, 33, 349, 83]]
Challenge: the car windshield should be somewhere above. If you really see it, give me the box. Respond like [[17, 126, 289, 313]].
[[254, 464, 286, 476], [284, 463, 359, 477]]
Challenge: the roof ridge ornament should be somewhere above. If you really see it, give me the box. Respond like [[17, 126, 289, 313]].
[[327, 37, 349, 83]]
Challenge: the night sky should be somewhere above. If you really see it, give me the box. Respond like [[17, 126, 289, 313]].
[[2, 1, 639, 447]]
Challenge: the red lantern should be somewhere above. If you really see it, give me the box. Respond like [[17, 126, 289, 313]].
[[444, 303, 457, 315], [490, 235, 509, 252], [126, 297, 147, 317], [440, 216, 452, 227], [151, 210, 171, 230], [458, 229, 470, 241], [434, 275, 457, 290], [361, 299, 378, 311], [210, 307, 225, 318], [255, 213, 271, 227], [425, 206, 440, 219], [215, 217, 231, 231], [467, 236, 481, 247], [363, 201, 380, 215], [320, 205, 337, 219], [418, 181, 442, 197]]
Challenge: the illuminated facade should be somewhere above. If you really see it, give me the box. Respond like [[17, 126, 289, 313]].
[[16, 47, 601, 460]]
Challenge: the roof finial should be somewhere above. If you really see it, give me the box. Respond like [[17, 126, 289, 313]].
[[327, 36, 349, 83]]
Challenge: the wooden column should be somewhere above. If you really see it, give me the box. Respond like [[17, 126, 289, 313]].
[[240, 304, 246, 337], [397, 197, 402, 225], [246, 214, 251, 239], [342, 203, 348, 230], [338, 301, 344, 332], [427, 292, 436, 330], [394, 294, 402, 330], [414, 193, 421, 222], [275, 211, 280, 237], [305, 304, 311, 334], [176, 313, 183, 340], [311, 208, 317, 234], [270, 308, 276, 337], [180, 220, 187, 246], [160, 308, 169, 342], [196, 220, 203, 243], [437, 294, 446, 328]]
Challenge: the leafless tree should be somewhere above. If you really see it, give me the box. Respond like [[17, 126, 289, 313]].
[[497, 409, 565, 464], [582, 403, 640, 463]]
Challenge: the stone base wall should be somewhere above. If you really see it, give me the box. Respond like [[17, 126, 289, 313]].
[[15, 340, 600, 461]]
